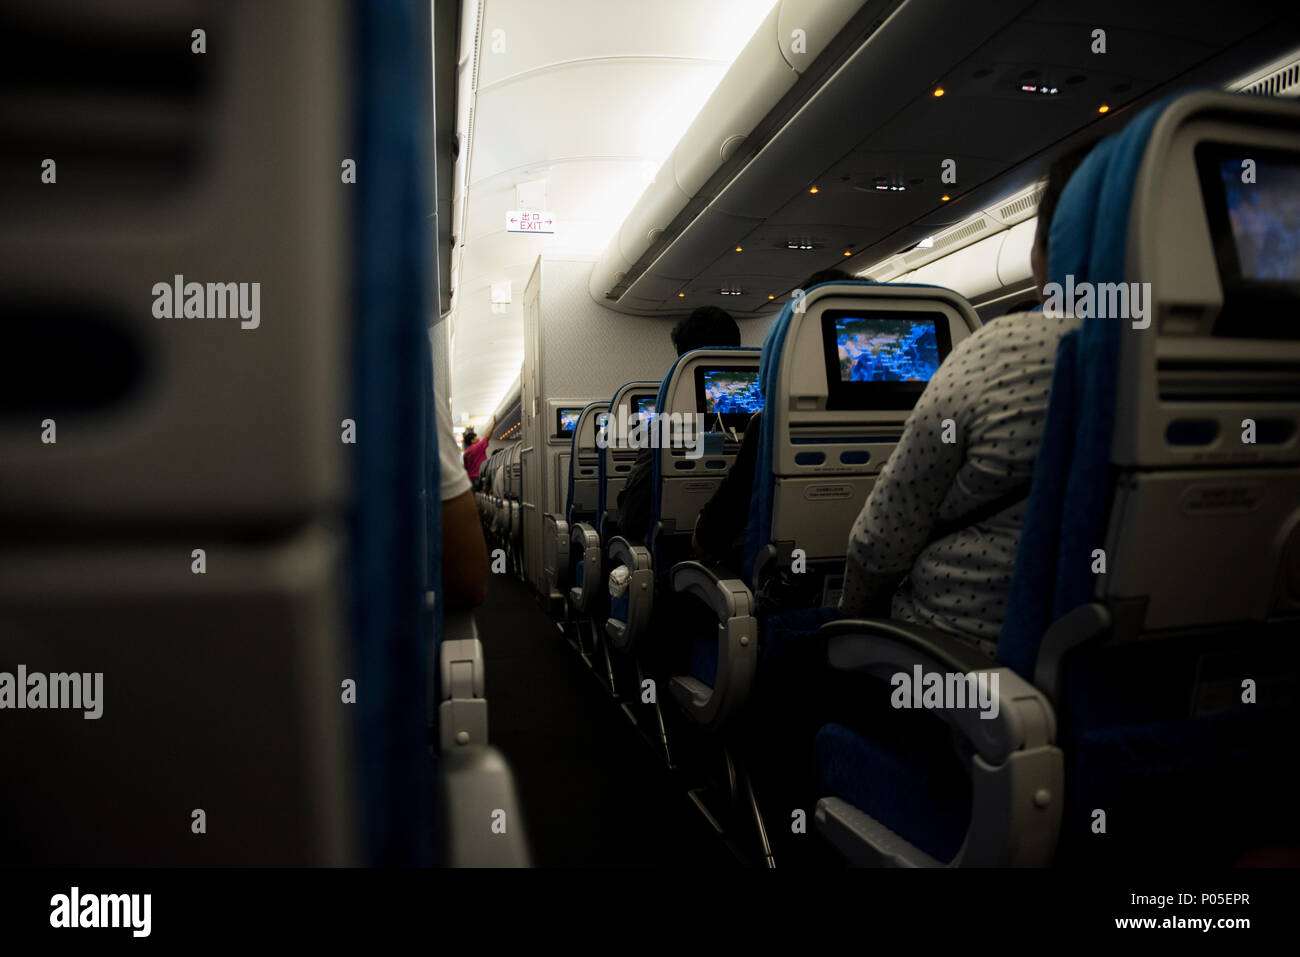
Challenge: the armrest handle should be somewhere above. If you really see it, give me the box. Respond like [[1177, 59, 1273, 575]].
[[815, 618, 1063, 868], [668, 560, 758, 729], [821, 618, 994, 675], [605, 536, 654, 651], [438, 625, 488, 751], [818, 619, 1053, 764], [567, 522, 601, 613], [438, 746, 530, 867]]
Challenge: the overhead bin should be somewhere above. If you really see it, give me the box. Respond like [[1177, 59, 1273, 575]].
[[591, 0, 1300, 318], [589, 0, 868, 306]]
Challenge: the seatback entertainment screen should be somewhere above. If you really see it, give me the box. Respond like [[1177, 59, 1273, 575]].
[[1197, 143, 1300, 338], [1218, 156, 1300, 282], [556, 407, 583, 438], [834, 315, 941, 382], [694, 366, 763, 418], [820, 309, 951, 410]]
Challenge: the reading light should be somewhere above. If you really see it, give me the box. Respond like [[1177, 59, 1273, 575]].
[[933, 87, 945, 97], [843, 251, 852, 257], [768, 295, 775, 300], [677, 292, 686, 298], [1098, 104, 1110, 113], [809, 186, 819, 194], [941, 194, 950, 201], [735, 246, 743, 252]]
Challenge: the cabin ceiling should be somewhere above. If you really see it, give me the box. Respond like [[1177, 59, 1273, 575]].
[[448, 0, 1300, 430], [448, 0, 780, 429], [606, 0, 1300, 319]]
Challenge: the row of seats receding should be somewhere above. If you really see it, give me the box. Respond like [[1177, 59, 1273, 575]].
[[539, 294, 981, 866], [534, 90, 1300, 869], [477, 442, 524, 579]]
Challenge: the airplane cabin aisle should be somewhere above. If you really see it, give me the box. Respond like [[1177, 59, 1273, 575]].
[[475, 574, 739, 868]]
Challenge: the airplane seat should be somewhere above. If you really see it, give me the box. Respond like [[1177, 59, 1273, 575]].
[[566, 403, 613, 617], [813, 91, 1300, 868], [603, 349, 760, 657], [669, 284, 979, 731], [540, 402, 603, 608], [508, 443, 523, 556], [597, 381, 662, 545], [491, 450, 508, 540], [0, 0, 526, 866], [580, 382, 660, 625]]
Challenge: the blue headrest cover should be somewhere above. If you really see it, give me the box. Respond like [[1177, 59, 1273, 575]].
[[999, 96, 1176, 678]]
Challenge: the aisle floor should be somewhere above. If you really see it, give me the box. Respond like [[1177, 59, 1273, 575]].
[[473, 573, 740, 868]]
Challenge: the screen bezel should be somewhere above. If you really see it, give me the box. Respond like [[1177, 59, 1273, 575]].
[[693, 365, 763, 429], [820, 308, 951, 410], [555, 406, 584, 438], [1195, 141, 1300, 339]]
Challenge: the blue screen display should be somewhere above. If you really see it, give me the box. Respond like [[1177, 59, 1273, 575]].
[[701, 369, 763, 415], [1220, 157, 1300, 281], [835, 316, 941, 383]]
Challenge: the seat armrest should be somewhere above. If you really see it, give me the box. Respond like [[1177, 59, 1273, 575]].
[[821, 618, 995, 675], [437, 746, 530, 867], [605, 536, 653, 651], [568, 522, 601, 614], [672, 560, 755, 620], [818, 618, 1050, 764], [668, 560, 758, 729], [438, 623, 488, 750], [813, 618, 1062, 867], [1033, 602, 1110, 704], [540, 513, 570, 600]]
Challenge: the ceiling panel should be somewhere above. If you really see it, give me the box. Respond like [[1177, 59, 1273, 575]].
[[448, 0, 780, 428], [605, 0, 1299, 324]]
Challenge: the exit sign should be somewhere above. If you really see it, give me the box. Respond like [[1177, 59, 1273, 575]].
[[506, 210, 556, 234]]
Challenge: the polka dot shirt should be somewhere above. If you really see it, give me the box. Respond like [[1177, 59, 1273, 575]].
[[838, 310, 1082, 644]]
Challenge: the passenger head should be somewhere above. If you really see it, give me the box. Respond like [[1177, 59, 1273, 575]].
[[461, 428, 476, 449], [798, 267, 856, 289], [1031, 140, 1098, 300], [671, 306, 740, 355]]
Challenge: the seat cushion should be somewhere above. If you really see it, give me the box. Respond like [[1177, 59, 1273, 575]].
[[814, 721, 970, 864]]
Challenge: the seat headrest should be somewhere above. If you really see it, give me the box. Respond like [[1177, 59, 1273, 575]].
[[999, 94, 1177, 677]]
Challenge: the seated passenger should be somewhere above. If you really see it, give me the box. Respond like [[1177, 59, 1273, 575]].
[[616, 306, 740, 544], [690, 268, 858, 569], [838, 144, 1095, 644], [438, 392, 490, 608]]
